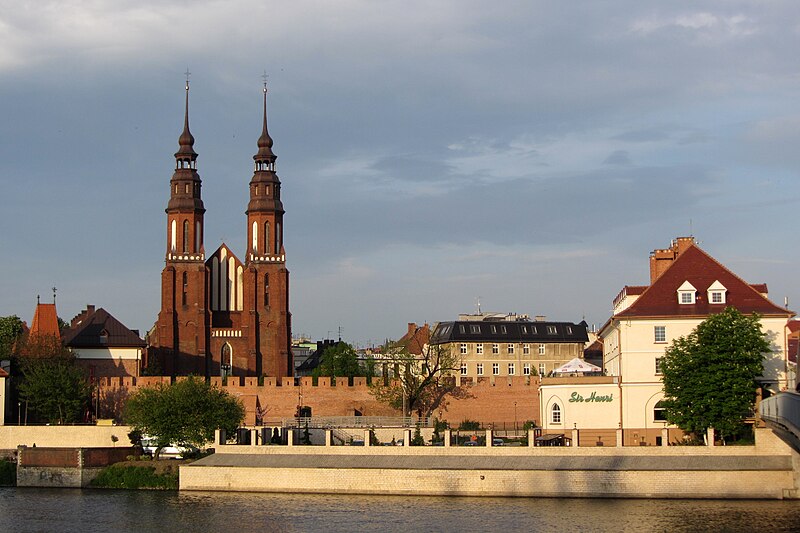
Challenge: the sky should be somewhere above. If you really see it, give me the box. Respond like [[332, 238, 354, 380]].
[[2, 1, 800, 347]]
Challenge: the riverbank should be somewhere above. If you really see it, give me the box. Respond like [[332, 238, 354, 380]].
[[181, 428, 800, 499]]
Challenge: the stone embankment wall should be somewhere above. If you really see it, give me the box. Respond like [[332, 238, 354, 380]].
[[95, 375, 541, 427], [16, 446, 133, 488], [181, 428, 800, 499], [0, 425, 132, 450]]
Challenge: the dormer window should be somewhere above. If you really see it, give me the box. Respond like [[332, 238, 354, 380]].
[[677, 281, 697, 305], [707, 280, 727, 305]]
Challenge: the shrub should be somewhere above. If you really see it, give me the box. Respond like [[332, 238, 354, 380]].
[[0, 459, 16, 486], [90, 465, 178, 490], [458, 419, 481, 431]]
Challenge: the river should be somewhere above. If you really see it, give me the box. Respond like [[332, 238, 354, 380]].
[[1, 488, 797, 532]]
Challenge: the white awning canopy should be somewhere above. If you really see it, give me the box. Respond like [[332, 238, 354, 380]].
[[552, 358, 602, 374]]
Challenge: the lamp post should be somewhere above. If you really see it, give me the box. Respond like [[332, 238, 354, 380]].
[[18, 402, 21, 426]]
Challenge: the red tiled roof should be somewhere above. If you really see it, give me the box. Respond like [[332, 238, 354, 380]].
[[615, 244, 793, 319], [0, 367, 8, 378], [786, 320, 800, 334], [30, 303, 60, 340], [397, 323, 430, 355]]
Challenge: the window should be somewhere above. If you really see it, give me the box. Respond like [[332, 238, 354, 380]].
[[182, 272, 188, 305], [264, 221, 270, 253], [183, 220, 190, 253], [551, 403, 561, 424], [263, 274, 269, 307], [501, 326, 507, 334], [521, 326, 528, 334], [654, 326, 666, 343], [508, 363, 515, 375], [476, 343, 484, 355], [492, 363, 500, 375], [507, 344, 514, 354], [523, 344, 530, 355], [653, 401, 667, 422], [539, 363, 546, 376], [460, 363, 467, 375], [476, 363, 484, 376], [655, 357, 663, 375], [491, 325, 497, 334], [538, 344, 546, 355], [523, 363, 531, 375], [708, 280, 727, 305], [492, 343, 499, 354], [470, 325, 480, 334], [459, 325, 466, 334], [460, 343, 467, 355], [677, 281, 697, 305], [566, 326, 572, 334]]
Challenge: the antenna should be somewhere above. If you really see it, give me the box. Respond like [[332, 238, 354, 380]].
[[338, 326, 343, 342], [476, 296, 482, 314], [52, 286, 57, 303], [689, 218, 693, 237]]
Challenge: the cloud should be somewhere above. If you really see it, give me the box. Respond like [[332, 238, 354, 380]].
[[603, 150, 631, 166]]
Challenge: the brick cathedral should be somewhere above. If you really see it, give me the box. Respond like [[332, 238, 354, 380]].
[[148, 82, 292, 378]]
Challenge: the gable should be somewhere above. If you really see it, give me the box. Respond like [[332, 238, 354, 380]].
[[206, 243, 245, 312], [615, 244, 792, 319]]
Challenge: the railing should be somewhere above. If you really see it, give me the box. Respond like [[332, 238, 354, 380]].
[[760, 391, 800, 449], [283, 416, 430, 428]]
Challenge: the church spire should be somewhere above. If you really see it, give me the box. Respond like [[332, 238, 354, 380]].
[[254, 81, 276, 170], [175, 74, 197, 164]]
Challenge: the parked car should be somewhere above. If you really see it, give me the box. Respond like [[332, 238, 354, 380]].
[[492, 438, 505, 446], [141, 436, 198, 458]]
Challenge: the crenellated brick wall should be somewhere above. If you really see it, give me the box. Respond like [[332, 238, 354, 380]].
[[95, 376, 541, 427]]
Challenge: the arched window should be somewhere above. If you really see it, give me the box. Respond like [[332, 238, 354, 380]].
[[221, 343, 232, 378], [170, 220, 177, 252], [264, 222, 270, 254], [183, 220, 190, 253], [551, 403, 561, 424], [276, 222, 281, 254], [263, 273, 269, 307], [252, 222, 258, 253], [182, 272, 188, 306]]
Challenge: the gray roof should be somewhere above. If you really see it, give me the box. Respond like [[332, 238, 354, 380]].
[[430, 320, 588, 344]]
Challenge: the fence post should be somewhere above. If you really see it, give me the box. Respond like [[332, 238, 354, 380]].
[[444, 429, 451, 447], [364, 429, 371, 447], [287, 429, 294, 447], [528, 428, 535, 448], [486, 429, 493, 447]]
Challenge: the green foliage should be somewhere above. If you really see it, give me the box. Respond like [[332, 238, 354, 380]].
[[522, 420, 537, 432], [124, 377, 244, 458], [411, 425, 425, 446], [312, 342, 366, 383], [0, 315, 24, 359], [90, 465, 178, 490], [17, 354, 91, 424], [302, 423, 312, 445], [0, 459, 16, 486], [431, 417, 448, 443], [368, 428, 380, 447], [458, 419, 481, 431], [660, 307, 770, 441]]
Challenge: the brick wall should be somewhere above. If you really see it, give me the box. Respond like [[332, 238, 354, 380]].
[[95, 376, 541, 428]]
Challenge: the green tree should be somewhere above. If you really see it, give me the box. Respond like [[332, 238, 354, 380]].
[[371, 342, 465, 418], [312, 342, 370, 383], [124, 377, 245, 459], [17, 354, 91, 424], [660, 307, 770, 443], [0, 315, 24, 360]]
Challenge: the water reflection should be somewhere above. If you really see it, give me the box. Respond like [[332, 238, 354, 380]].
[[1, 488, 796, 533]]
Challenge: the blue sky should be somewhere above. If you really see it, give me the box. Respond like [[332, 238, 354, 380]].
[[2, 1, 799, 346]]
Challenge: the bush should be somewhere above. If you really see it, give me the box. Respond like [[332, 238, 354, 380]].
[[0, 459, 16, 486], [458, 420, 481, 431], [90, 465, 178, 490]]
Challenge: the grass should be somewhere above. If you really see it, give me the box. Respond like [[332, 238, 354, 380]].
[[90, 462, 179, 490], [0, 459, 15, 486]]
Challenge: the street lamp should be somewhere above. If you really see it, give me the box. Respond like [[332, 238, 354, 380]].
[[18, 402, 21, 426]]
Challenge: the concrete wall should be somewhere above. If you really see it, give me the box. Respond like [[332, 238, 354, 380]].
[[181, 428, 798, 499], [0, 425, 133, 450]]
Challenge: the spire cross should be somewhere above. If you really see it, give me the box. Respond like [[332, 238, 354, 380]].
[[184, 68, 191, 90], [262, 71, 269, 92], [52, 286, 57, 303]]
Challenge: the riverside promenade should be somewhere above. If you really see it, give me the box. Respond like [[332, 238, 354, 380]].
[[180, 428, 800, 499]]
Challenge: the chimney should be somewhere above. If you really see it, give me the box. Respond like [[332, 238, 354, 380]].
[[649, 237, 695, 283], [534, 315, 546, 322], [407, 322, 417, 336]]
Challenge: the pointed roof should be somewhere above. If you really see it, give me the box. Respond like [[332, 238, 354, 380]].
[[254, 83, 275, 162], [615, 243, 792, 319], [175, 81, 197, 159], [30, 302, 60, 340], [62, 307, 145, 348]]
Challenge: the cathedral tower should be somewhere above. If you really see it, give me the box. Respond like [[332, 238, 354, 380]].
[[243, 83, 292, 377], [152, 81, 210, 375]]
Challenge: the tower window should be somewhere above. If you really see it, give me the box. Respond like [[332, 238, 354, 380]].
[[264, 222, 270, 254], [182, 272, 188, 306], [263, 273, 269, 307], [183, 220, 190, 253]]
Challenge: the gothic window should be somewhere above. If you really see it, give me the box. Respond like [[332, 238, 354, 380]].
[[264, 222, 270, 254], [276, 222, 281, 254], [252, 222, 258, 253], [221, 343, 232, 377], [182, 272, 188, 306], [183, 220, 190, 253], [551, 403, 561, 424], [170, 220, 177, 252], [263, 273, 269, 307]]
